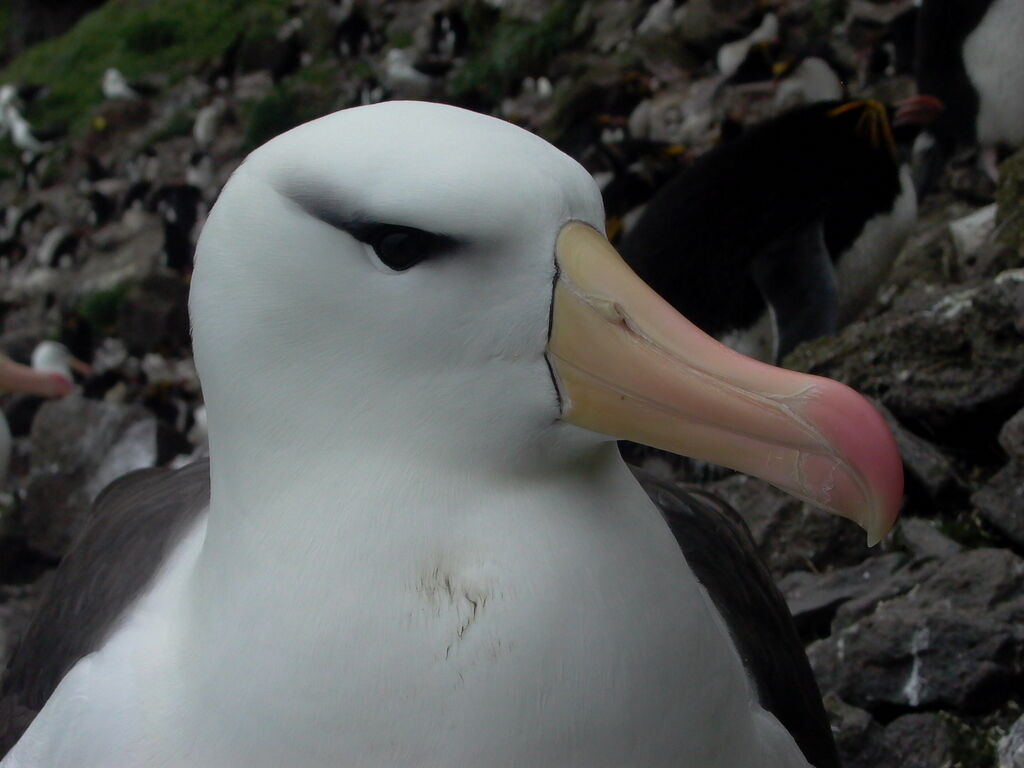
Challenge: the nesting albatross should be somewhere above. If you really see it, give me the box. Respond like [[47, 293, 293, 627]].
[[0, 101, 902, 768]]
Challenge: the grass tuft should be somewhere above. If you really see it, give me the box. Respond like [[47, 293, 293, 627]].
[[78, 282, 133, 333], [0, 0, 290, 137], [451, 0, 585, 104]]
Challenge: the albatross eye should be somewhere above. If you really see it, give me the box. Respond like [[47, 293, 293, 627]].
[[374, 229, 425, 271], [350, 222, 456, 272]]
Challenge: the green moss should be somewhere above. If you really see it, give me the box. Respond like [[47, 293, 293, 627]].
[[300, 4, 337, 62], [451, 0, 586, 103], [78, 282, 133, 333], [941, 712, 1000, 768], [541, 53, 642, 146], [996, 148, 1024, 257], [291, 59, 341, 91], [242, 81, 335, 152], [460, 0, 502, 38], [935, 509, 1003, 549], [389, 30, 414, 49], [243, 88, 298, 150], [0, 0, 290, 136], [145, 107, 195, 146], [239, 57, 343, 151], [809, 0, 847, 34], [349, 59, 375, 81], [234, 10, 289, 75], [123, 17, 182, 55]]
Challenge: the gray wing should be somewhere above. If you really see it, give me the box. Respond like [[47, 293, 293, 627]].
[[1, 459, 210, 755], [632, 468, 840, 768], [750, 221, 838, 363]]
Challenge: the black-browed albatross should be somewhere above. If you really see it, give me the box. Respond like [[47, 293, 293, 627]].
[[0, 101, 902, 768]]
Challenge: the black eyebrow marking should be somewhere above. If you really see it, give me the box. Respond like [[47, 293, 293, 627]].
[[276, 176, 358, 232], [279, 180, 458, 249], [275, 176, 461, 272]]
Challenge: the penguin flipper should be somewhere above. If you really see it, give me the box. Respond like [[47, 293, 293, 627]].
[[911, 132, 951, 199], [751, 220, 838, 363]]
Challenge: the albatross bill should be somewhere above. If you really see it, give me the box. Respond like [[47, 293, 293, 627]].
[[548, 222, 901, 544]]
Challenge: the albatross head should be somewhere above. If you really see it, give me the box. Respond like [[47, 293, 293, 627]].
[[190, 100, 901, 543]]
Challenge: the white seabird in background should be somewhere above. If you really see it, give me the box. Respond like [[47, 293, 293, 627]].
[[101, 68, 158, 101], [0, 104, 51, 155], [1, 102, 902, 768], [192, 97, 227, 151], [717, 13, 779, 79], [101, 67, 136, 100], [30, 341, 91, 381]]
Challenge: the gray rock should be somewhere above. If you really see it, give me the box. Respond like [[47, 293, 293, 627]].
[[882, 713, 955, 768], [810, 605, 1018, 712], [959, 242, 1021, 281], [76, 211, 164, 297], [787, 275, 1024, 461], [949, 204, 997, 265], [847, 0, 916, 25], [583, 0, 647, 52], [810, 549, 1024, 713], [875, 401, 964, 505], [233, 71, 275, 104], [1000, 713, 1024, 768], [778, 553, 908, 639], [20, 396, 157, 558], [674, 0, 724, 44], [949, 163, 998, 204], [972, 463, 1024, 549], [831, 556, 942, 629], [706, 473, 871, 579], [882, 200, 963, 296], [823, 694, 895, 768], [1000, 407, 1024, 464], [896, 518, 963, 560], [117, 274, 190, 354], [900, 547, 1024, 612]]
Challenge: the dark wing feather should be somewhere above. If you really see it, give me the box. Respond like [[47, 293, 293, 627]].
[[632, 468, 840, 768], [1, 459, 210, 755]]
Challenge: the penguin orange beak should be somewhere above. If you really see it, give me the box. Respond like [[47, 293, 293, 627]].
[[893, 95, 945, 127], [546, 222, 903, 545]]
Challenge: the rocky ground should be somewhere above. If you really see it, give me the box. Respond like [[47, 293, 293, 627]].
[[0, 1, 1022, 765]]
